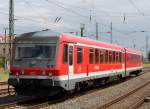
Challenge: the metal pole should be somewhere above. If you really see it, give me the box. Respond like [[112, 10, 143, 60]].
[[4, 29, 7, 43], [96, 22, 98, 40], [80, 28, 84, 37], [9, 0, 14, 67], [4, 28, 7, 70], [146, 36, 148, 60], [80, 24, 85, 37], [110, 22, 113, 43], [133, 39, 136, 49]]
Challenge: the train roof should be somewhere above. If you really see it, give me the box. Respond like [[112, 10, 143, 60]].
[[60, 33, 124, 51], [17, 29, 60, 38], [16, 30, 142, 54], [125, 48, 142, 55]]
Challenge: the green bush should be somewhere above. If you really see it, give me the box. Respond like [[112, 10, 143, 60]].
[[0, 57, 4, 68], [148, 51, 150, 62]]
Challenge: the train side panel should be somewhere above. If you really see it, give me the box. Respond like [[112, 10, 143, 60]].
[[125, 48, 143, 76]]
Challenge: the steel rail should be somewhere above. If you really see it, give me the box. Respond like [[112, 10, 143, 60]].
[[0, 82, 7, 85], [97, 80, 150, 109], [0, 88, 15, 95], [0, 96, 36, 109], [128, 94, 150, 109]]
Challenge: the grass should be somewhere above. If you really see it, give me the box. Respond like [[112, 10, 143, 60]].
[[144, 63, 150, 68], [0, 57, 4, 68], [143, 61, 150, 68], [0, 68, 9, 82], [0, 57, 9, 82]]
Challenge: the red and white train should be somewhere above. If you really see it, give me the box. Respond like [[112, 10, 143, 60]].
[[8, 30, 143, 96]]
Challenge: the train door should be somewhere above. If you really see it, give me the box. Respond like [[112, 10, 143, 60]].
[[68, 44, 74, 90], [122, 50, 126, 77]]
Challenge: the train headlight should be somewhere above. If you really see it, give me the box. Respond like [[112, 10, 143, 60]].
[[48, 72, 53, 77], [21, 70, 24, 75], [42, 71, 46, 75], [16, 72, 19, 76]]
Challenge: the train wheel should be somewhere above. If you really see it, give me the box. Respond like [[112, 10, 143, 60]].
[[118, 75, 123, 80], [8, 85, 16, 95], [101, 77, 109, 85], [75, 83, 81, 92]]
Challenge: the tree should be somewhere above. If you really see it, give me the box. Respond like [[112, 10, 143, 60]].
[[0, 57, 4, 68], [148, 51, 150, 62]]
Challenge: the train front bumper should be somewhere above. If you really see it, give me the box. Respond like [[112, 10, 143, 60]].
[[8, 75, 64, 96], [8, 75, 53, 88]]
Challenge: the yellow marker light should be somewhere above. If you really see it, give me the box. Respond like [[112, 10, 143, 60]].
[[21, 70, 24, 75], [16, 72, 19, 76]]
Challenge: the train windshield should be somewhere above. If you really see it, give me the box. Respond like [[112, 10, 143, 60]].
[[15, 44, 56, 59]]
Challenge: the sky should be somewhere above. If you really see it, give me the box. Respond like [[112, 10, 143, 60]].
[[0, 0, 150, 56]]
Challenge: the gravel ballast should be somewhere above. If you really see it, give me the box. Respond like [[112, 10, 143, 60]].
[[38, 72, 150, 109]]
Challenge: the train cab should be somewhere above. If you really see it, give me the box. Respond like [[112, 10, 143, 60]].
[[9, 30, 63, 96]]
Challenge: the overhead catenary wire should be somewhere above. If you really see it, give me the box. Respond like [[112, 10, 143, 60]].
[[22, 0, 79, 32], [23, 0, 49, 21], [45, 0, 131, 37], [4, 0, 146, 38], [128, 0, 150, 23]]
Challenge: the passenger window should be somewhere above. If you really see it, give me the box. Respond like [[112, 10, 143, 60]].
[[105, 50, 108, 63], [100, 49, 104, 64], [113, 51, 116, 63], [119, 52, 122, 63], [116, 52, 119, 63], [89, 48, 94, 64], [69, 46, 73, 65], [63, 44, 68, 64], [77, 47, 83, 64], [95, 49, 99, 64], [109, 51, 113, 64]]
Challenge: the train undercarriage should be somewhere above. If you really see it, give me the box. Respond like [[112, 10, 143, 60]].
[[8, 78, 63, 96], [8, 69, 142, 97]]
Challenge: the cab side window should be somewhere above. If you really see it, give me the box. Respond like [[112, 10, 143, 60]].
[[100, 49, 104, 64], [89, 48, 94, 64], [95, 49, 99, 64], [105, 50, 108, 63], [63, 44, 68, 64], [77, 47, 83, 64]]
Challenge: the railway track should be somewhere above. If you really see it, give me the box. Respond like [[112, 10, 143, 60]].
[[0, 82, 7, 86], [0, 101, 19, 109], [0, 96, 36, 109], [0, 81, 15, 96], [143, 67, 150, 72], [0, 88, 15, 96], [97, 79, 150, 109], [128, 96, 150, 109]]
